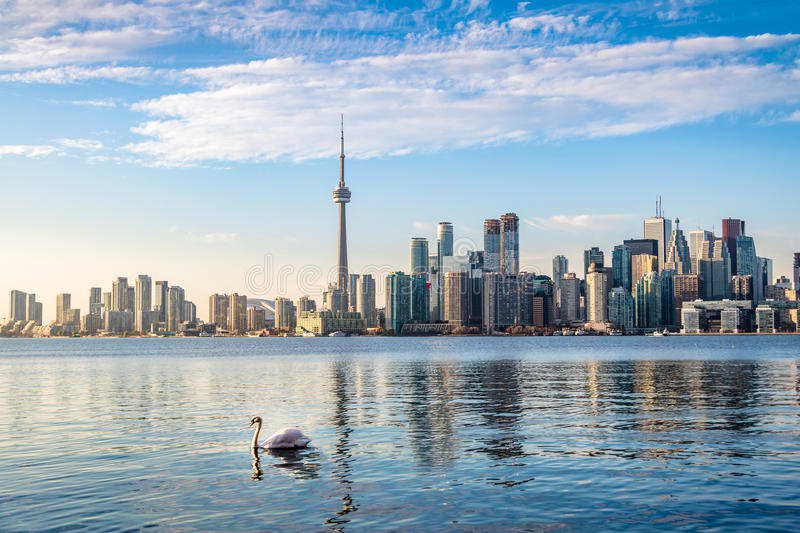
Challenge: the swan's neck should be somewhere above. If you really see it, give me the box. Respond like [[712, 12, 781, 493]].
[[251, 421, 262, 448]]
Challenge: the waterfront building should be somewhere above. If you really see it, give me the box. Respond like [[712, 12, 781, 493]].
[[634, 271, 661, 329], [135, 310, 160, 334], [56, 293, 71, 325], [9, 290, 27, 323], [64, 308, 80, 326], [673, 274, 700, 328], [722, 218, 745, 274], [664, 221, 691, 274], [112, 277, 128, 311], [532, 275, 555, 327], [89, 288, 103, 317], [585, 263, 608, 323], [552, 255, 568, 294], [105, 311, 134, 333], [583, 247, 604, 279], [297, 311, 366, 336], [324, 285, 347, 313], [688, 230, 714, 273], [660, 270, 675, 327], [484, 220, 501, 273], [643, 201, 672, 271], [274, 297, 296, 331], [623, 238, 658, 258], [228, 293, 247, 332], [696, 238, 731, 300], [755, 305, 776, 333], [410, 273, 429, 323], [759, 257, 773, 302], [184, 301, 196, 323], [135, 275, 152, 312], [386, 272, 411, 333], [736, 235, 760, 302], [559, 273, 581, 323], [443, 271, 469, 325], [348, 273, 360, 312], [154, 281, 168, 322], [30, 300, 43, 326], [482, 272, 518, 333], [611, 245, 631, 292], [333, 115, 351, 310], [248, 307, 266, 331], [608, 287, 634, 330], [518, 272, 536, 326], [209, 294, 229, 330], [732, 275, 753, 301], [82, 313, 103, 335], [167, 286, 185, 332], [356, 275, 377, 328], [24, 293, 34, 323], [794, 253, 800, 291], [297, 296, 316, 314], [102, 291, 112, 315], [631, 254, 658, 288], [410, 238, 429, 275], [681, 308, 705, 333], [721, 308, 741, 333], [435, 222, 454, 315], [500, 213, 519, 275], [127, 287, 135, 313], [427, 254, 440, 321]]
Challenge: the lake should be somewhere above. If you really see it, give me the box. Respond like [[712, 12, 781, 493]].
[[1, 336, 799, 531]]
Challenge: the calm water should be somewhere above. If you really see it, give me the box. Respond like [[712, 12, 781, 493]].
[[1, 336, 799, 532]]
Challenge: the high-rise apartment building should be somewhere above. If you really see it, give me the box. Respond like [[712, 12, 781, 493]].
[[552, 255, 568, 294], [500, 213, 519, 275], [664, 221, 691, 274], [348, 273, 360, 312], [410, 273, 429, 323], [111, 277, 128, 311], [484, 219, 501, 273], [228, 293, 247, 333], [183, 301, 196, 323], [126, 287, 135, 312], [356, 275, 377, 328], [722, 218, 745, 274], [608, 287, 634, 330], [410, 238, 429, 275], [559, 273, 581, 323], [166, 286, 185, 332], [135, 275, 152, 312], [89, 287, 103, 317], [248, 307, 266, 331], [296, 296, 316, 314], [386, 272, 411, 333], [9, 290, 27, 322], [154, 281, 168, 322], [209, 293, 229, 330], [443, 271, 469, 325], [585, 263, 608, 323], [632, 254, 658, 288], [673, 274, 700, 329], [437, 222, 454, 259], [611, 245, 631, 292], [274, 297, 296, 331], [56, 293, 71, 325], [634, 271, 661, 329], [583, 247, 604, 279], [482, 272, 518, 333]]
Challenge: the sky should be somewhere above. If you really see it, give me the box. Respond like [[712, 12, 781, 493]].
[[1, 0, 799, 323]]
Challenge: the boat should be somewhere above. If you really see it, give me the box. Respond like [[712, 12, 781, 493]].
[[301, 332, 318, 337], [609, 330, 623, 336], [551, 330, 562, 336], [575, 330, 585, 336], [562, 329, 574, 336], [328, 331, 347, 337]]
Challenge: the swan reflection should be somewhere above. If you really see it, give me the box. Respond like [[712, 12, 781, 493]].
[[249, 447, 320, 481]]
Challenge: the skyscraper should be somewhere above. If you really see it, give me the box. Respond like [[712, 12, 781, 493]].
[[348, 273, 360, 312], [552, 255, 568, 293], [608, 287, 634, 330], [722, 218, 745, 274], [664, 219, 691, 274], [482, 272, 518, 333], [688, 229, 713, 273], [660, 270, 674, 327], [410, 273, 429, 323], [437, 222, 454, 258], [410, 238, 429, 275], [583, 247, 604, 279], [112, 277, 128, 311], [154, 281, 168, 322], [333, 115, 351, 309], [386, 272, 411, 333], [673, 274, 700, 329], [274, 297, 296, 331], [611, 245, 631, 292], [585, 263, 608, 323], [443, 271, 469, 325], [736, 234, 759, 301], [794, 253, 800, 292], [631, 254, 658, 288], [623, 238, 658, 258], [89, 287, 103, 317], [228, 293, 247, 333], [559, 273, 581, 323], [167, 286, 185, 332], [435, 221, 454, 317], [297, 296, 316, 314], [183, 301, 196, 323], [500, 213, 519, 275], [696, 238, 731, 300], [643, 199, 672, 271], [126, 286, 135, 313], [484, 219, 501, 273], [9, 290, 27, 322], [634, 271, 661, 329], [356, 274, 377, 328], [209, 293, 228, 330], [56, 293, 71, 325], [135, 274, 152, 312]]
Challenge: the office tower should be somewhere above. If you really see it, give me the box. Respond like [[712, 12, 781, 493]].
[[154, 281, 168, 321], [296, 296, 317, 314], [634, 271, 661, 329], [608, 288, 634, 330], [721, 308, 742, 333], [135, 275, 152, 312], [333, 115, 351, 309], [552, 255, 568, 293], [735, 235, 759, 302], [484, 219, 501, 273], [183, 301, 196, 323], [348, 273, 360, 312], [437, 222, 454, 258], [410, 273, 429, 323], [697, 238, 731, 300], [9, 290, 27, 322], [583, 247, 604, 279], [248, 307, 266, 331], [673, 274, 700, 329], [623, 238, 659, 258], [166, 286, 185, 332], [209, 294, 229, 330], [56, 293, 71, 325], [517, 272, 536, 326], [688, 230, 713, 273], [482, 272, 518, 333], [755, 305, 776, 333], [228, 293, 247, 333], [585, 263, 608, 323], [758, 257, 772, 302], [611, 245, 631, 292], [531, 275, 555, 327], [435, 222, 454, 316], [500, 213, 519, 275], [356, 275, 377, 328], [660, 270, 674, 327], [111, 277, 128, 311], [559, 273, 581, 323], [794, 253, 800, 291], [410, 238, 429, 275], [643, 200, 672, 271], [126, 287, 135, 312], [732, 275, 753, 301], [443, 271, 469, 325], [274, 297, 296, 330], [664, 220, 691, 274], [386, 272, 411, 333], [722, 218, 745, 274], [631, 254, 658, 288]]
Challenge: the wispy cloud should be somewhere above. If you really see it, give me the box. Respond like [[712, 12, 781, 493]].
[[524, 214, 634, 231], [201, 232, 238, 244], [55, 138, 103, 150], [0, 145, 63, 158]]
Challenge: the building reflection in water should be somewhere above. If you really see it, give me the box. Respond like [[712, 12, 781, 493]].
[[325, 360, 358, 532]]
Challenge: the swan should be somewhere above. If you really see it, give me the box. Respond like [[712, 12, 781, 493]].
[[249, 416, 311, 449]]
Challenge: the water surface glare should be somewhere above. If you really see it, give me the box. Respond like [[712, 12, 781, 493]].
[[1, 336, 799, 531]]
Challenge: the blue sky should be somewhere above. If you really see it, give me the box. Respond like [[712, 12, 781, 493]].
[[1, 0, 799, 322]]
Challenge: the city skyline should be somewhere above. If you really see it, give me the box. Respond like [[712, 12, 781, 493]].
[[2, 0, 799, 322]]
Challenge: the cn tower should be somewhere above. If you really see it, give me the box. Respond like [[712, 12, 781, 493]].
[[333, 114, 351, 301]]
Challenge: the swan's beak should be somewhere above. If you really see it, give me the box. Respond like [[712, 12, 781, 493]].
[[249, 421, 254, 428]]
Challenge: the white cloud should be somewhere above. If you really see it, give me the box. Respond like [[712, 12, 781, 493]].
[[524, 214, 633, 231], [412, 221, 432, 231], [0, 145, 62, 158], [203, 232, 238, 244], [55, 138, 103, 150]]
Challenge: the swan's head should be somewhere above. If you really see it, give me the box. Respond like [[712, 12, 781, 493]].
[[249, 416, 262, 428]]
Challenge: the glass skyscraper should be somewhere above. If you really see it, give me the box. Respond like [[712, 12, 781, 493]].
[[500, 213, 519, 275], [483, 219, 501, 273]]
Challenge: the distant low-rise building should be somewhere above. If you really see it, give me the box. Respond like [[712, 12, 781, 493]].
[[296, 311, 365, 335]]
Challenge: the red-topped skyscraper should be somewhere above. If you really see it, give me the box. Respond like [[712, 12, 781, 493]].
[[722, 218, 745, 275]]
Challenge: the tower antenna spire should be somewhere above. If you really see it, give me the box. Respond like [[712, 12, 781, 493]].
[[339, 113, 345, 187]]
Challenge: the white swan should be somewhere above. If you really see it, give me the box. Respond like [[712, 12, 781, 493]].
[[249, 416, 311, 449]]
